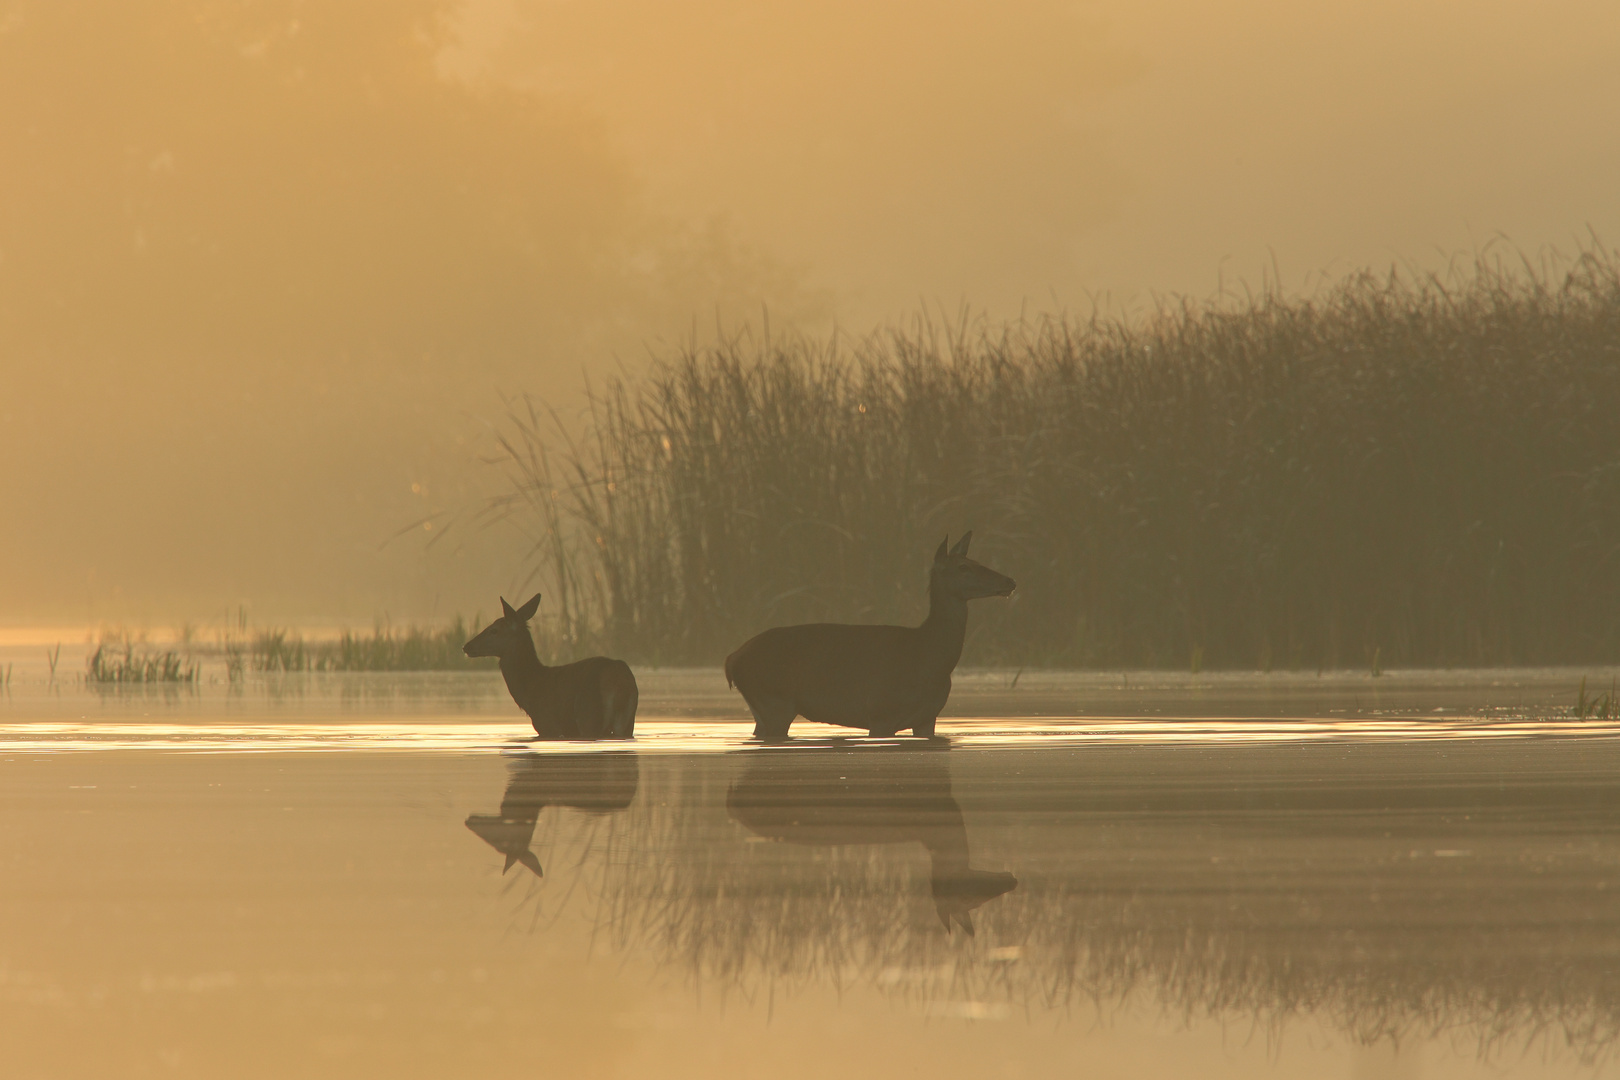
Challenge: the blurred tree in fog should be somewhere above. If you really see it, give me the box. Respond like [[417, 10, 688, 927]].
[[0, 0, 775, 358], [0, 0, 808, 621]]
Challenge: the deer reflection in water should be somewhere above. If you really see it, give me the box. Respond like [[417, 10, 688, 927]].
[[465, 752, 639, 877], [462, 743, 1620, 1063], [726, 742, 1017, 934]]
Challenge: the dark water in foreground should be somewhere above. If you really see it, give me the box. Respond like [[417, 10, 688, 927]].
[[3, 667, 1620, 1078]]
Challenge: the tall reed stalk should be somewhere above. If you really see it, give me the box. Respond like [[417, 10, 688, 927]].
[[488, 251, 1620, 669]]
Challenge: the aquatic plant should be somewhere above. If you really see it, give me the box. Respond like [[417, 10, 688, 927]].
[[1575, 676, 1619, 721], [252, 628, 308, 673], [490, 246, 1620, 669], [239, 617, 496, 673], [224, 641, 246, 683], [85, 644, 198, 684]]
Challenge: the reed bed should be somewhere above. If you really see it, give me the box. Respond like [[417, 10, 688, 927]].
[[85, 644, 198, 684], [80, 617, 495, 683], [491, 250, 1620, 669], [245, 618, 495, 673]]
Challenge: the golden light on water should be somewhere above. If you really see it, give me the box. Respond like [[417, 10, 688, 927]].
[[3, 717, 1616, 754], [6, 11, 1618, 1071]]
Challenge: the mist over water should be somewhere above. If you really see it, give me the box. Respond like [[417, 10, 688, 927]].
[[3, 0, 1619, 627], [10, 12, 1620, 1076]]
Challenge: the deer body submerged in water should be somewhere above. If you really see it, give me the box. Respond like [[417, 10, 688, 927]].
[[725, 533, 1015, 740], [463, 593, 638, 739]]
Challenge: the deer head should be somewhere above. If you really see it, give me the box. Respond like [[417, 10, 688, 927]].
[[462, 593, 542, 659], [930, 532, 1016, 601]]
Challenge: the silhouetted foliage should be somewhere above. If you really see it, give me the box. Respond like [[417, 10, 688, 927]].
[[245, 618, 494, 672], [492, 250, 1620, 669]]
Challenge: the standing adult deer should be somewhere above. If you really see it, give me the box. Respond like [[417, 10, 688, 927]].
[[463, 593, 638, 739], [724, 533, 1015, 740]]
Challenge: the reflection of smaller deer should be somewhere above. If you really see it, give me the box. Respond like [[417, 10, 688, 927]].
[[727, 745, 1017, 934], [465, 753, 640, 877], [463, 593, 638, 739]]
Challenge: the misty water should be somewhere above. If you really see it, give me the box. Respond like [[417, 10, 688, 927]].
[[5, 654, 1620, 1079]]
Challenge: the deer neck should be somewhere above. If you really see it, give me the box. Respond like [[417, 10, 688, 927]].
[[498, 631, 550, 705], [919, 578, 969, 671]]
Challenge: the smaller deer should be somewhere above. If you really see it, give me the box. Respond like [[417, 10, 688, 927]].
[[463, 593, 638, 739], [724, 532, 1015, 740]]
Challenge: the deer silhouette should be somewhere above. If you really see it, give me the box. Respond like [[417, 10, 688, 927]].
[[463, 593, 638, 739], [726, 743, 1017, 934], [724, 533, 1015, 740], [464, 752, 640, 877]]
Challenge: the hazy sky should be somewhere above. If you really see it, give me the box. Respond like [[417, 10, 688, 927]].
[[460, 0, 1620, 318], [3, 0, 1617, 625]]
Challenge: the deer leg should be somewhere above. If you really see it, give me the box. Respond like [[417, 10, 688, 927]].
[[740, 691, 796, 741], [598, 686, 631, 739], [869, 711, 908, 737], [906, 685, 951, 739], [608, 686, 637, 739], [879, 698, 941, 739]]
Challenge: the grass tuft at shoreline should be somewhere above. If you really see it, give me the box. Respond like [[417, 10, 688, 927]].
[[245, 618, 496, 674], [86, 644, 198, 685]]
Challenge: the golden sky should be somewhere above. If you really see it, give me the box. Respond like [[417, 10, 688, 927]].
[[2, 0, 1617, 622], [461, 0, 1620, 318]]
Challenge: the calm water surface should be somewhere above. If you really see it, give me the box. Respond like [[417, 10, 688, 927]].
[[3, 664, 1619, 1078]]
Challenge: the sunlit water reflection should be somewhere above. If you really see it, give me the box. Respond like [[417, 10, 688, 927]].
[[3, 667, 1620, 1077]]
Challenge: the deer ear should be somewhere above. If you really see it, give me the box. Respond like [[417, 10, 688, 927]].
[[500, 597, 516, 618], [934, 537, 950, 562], [517, 593, 542, 621], [950, 531, 972, 557]]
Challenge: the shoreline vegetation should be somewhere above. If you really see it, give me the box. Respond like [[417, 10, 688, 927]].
[[29, 630, 1620, 722], [234, 618, 495, 675], [486, 248, 1620, 671], [77, 617, 497, 686]]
